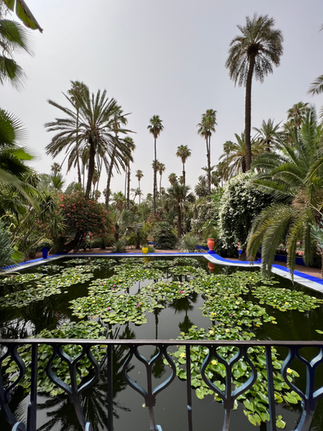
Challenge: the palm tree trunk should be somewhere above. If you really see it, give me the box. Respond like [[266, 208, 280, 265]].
[[139, 179, 141, 205], [127, 166, 130, 209], [245, 55, 255, 171], [105, 145, 116, 209], [207, 137, 211, 195], [86, 141, 95, 198], [183, 162, 186, 233], [177, 201, 182, 238], [76, 109, 82, 184], [153, 137, 157, 215]]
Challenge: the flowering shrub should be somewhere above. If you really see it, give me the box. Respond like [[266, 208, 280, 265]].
[[218, 173, 273, 252], [53, 192, 113, 251], [59, 192, 110, 237]]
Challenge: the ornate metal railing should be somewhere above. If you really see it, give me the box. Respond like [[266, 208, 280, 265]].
[[1, 339, 323, 431]]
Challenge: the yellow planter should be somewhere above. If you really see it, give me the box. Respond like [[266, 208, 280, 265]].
[[142, 247, 148, 254]]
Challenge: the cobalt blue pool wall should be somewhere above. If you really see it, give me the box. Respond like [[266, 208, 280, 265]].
[[3, 250, 323, 292]]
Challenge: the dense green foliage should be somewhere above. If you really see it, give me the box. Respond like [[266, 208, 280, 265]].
[[152, 221, 178, 249], [218, 172, 273, 257], [247, 108, 323, 273], [55, 191, 113, 251]]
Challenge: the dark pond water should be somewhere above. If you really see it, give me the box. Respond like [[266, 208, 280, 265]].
[[1, 256, 323, 431]]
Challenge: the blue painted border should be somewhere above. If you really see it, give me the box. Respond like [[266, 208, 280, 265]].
[[272, 264, 323, 285], [2, 251, 322, 285], [207, 251, 261, 265]]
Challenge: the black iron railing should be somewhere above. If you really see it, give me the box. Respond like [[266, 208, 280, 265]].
[[1, 339, 323, 431]]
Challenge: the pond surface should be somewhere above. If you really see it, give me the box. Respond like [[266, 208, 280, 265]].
[[1, 256, 323, 431]]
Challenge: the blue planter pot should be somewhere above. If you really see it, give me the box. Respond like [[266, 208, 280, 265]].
[[42, 247, 49, 259]]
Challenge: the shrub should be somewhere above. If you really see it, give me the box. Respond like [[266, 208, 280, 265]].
[[111, 240, 126, 253], [218, 172, 274, 257], [54, 192, 113, 252], [153, 222, 178, 250], [180, 232, 200, 252], [36, 239, 54, 251]]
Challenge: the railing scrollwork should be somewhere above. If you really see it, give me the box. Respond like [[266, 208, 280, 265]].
[[1, 339, 323, 431]]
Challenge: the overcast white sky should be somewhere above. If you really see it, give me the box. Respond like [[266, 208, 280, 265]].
[[2, 0, 323, 199]]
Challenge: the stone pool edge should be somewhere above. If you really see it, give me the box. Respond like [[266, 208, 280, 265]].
[[3, 251, 323, 293]]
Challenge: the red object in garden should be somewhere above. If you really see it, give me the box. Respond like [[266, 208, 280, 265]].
[[207, 238, 215, 251]]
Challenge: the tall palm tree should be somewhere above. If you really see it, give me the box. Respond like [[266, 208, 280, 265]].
[[194, 175, 208, 199], [105, 107, 130, 208], [226, 14, 283, 171], [111, 191, 126, 212], [287, 102, 310, 130], [45, 87, 131, 199], [131, 187, 142, 203], [67, 81, 87, 184], [176, 145, 191, 187], [124, 137, 135, 210], [50, 162, 61, 176], [247, 107, 323, 275], [197, 109, 217, 195], [253, 119, 282, 152], [168, 173, 177, 186], [135, 169, 144, 204], [147, 115, 164, 215], [219, 133, 248, 176], [167, 182, 190, 238], [157, 161, 165, 194]]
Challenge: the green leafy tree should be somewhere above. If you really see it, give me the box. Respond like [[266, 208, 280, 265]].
[[54, 191, 113, 252], [148, 115, 164, 214], [226, 14, 283, 171], [152, 221, 177, 249]]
